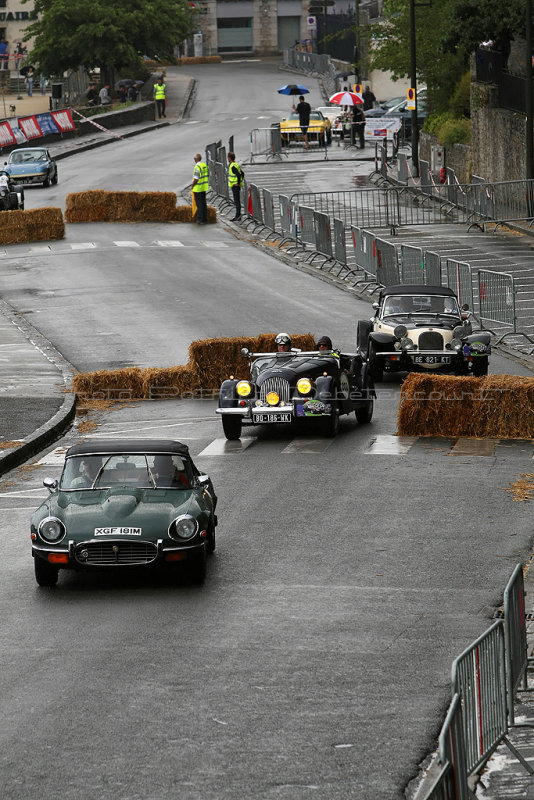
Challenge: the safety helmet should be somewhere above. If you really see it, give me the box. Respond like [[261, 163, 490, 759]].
[[316, 336, 333, 349], [275, 332, 291, 346]]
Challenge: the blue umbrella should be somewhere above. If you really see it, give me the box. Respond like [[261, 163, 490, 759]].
[[278, 84, 309, 95]]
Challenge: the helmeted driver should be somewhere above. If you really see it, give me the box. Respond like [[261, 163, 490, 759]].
[[275, 332, 291, 352]]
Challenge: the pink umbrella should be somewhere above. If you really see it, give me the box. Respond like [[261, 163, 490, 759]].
[[328, 91, 362, 106]]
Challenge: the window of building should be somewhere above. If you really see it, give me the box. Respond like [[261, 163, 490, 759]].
[[217, 17, 253, 52]]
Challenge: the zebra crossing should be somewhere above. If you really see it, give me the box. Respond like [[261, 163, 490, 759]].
[[0, 239, 238, 258]]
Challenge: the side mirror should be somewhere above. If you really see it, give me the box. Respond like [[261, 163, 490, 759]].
[[43, 477, 58, 492], [197, 474, 210, 486], [372, 302, 379, 309], [241, 347, 250, 357], [462, 303, 469, 311]]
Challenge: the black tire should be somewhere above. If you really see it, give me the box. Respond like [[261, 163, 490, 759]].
[[7, 192, 18, 210], [51, 171, 58, 185], [357, 320, 373, 354], [368, 342, 383, 382], [34, 557, 59, 587], [189, 547, 207, 585], [323, 403, 339, 437], [222, 415, 242, 440], [355, 393, 374, 424], [207, 517, 216, 554], [318, 134, 325, 147], [42, 173, 50, 188], [472, 357, 489, 377]]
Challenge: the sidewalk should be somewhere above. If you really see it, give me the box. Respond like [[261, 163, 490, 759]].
[[0, 68, 195, 476]]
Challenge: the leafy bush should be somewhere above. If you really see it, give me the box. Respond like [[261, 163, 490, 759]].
[[449, 72, 471, 118], [423, 111, 471, 145]]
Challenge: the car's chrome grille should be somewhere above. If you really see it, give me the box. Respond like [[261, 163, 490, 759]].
[[418, 331, 444, 351], [75, 540, 158, 566], [260, 377, 291, 404]]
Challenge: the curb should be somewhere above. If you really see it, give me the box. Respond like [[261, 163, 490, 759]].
[[0, 297, 76, 478]]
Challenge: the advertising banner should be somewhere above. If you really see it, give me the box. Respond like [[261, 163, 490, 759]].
[[36, 112, 60, 136], [0, 121, 16, 146], [18, 115, 43, 140], [50, 108, 75, 132], [364, 117, 402, 141]]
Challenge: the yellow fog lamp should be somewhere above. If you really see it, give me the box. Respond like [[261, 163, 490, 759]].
[[236, 380, 252, 397], [266, 391, 280, 406], [297, 377, 312, 395]]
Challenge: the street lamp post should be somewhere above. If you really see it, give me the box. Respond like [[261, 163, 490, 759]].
[[409, 0, 419, 175], [526, 0, 533, 181]]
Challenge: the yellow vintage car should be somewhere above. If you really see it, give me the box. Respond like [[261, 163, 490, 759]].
[[280, 110, 332, 146]]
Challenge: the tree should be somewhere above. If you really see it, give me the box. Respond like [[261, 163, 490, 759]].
[[370, 0, 527, 113], [23, 0, 194, 83]]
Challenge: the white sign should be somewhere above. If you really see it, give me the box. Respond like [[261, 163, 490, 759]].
[[364, 117, 402, 141]]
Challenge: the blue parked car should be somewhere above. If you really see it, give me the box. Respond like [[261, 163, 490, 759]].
[[4, 147, 58, 187]]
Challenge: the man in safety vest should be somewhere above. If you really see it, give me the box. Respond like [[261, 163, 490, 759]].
[[153, 76, 166, 118], [192, 153, 209, 224], [227, 151, 244, 221]]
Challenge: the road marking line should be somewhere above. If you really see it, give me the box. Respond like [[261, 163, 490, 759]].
[[282, 438, 334, 453], [29, 245, 51, 252], [201, 241, 229, 248], [155, 240, 185, 247], [198, 438, 255, 456], [70, 243, 97, 250], [113, 241, 140, 247], [449, 439, 498, 457], [364, 435, 417, 454]]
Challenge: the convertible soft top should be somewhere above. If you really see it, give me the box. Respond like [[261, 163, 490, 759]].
[[380, 284, 456, 298], [66, 439, 190, 457]]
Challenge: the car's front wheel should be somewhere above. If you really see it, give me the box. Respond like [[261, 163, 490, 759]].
[[368, 342, 383, 382], [51, 171, 58, 185], [42, 173, 50, 188], [189, 547, 207, 585], [222, 415, 242, 440], [323, 404, 339, 437], [34, 557, 59, 587], [207, 517, 216, 553], [355, 391, 374, 424]]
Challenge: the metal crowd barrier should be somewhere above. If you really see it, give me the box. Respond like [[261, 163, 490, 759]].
[[375, 236, 399, 285], [249, 126, 283, 163], [422, 694, 469, 800], [263, 188, 276, 232], [333, 218, 346, 265], [313, 211, 333, 260], [298, 205, 316, 247], [504, 564, 533, 726], [445, 259, 474, 311], [279, 194, 294, 237], [478, 269, 516, 331]]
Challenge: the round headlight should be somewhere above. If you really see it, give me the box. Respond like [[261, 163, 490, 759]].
[[394, 324, 408, 339], [38, 516, 66, 543], [450, 337, 463, 352], [453, 325, 466, 339], [297, 377, 312, 395], [394, 340, 402, 350], [169, 515, 198, 541], [236, 380, 252, 397], [266, 391, 279, 406], [401, 338, 415, 351]]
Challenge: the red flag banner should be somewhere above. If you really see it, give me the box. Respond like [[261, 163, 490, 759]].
[[50, 109, 76, 132], [0, 121, 16, 146], [247, 187, 253, 216], [18, 115, 43, 140]]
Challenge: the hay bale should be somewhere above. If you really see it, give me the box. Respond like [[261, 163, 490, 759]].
[[397, 373, 534, 439], [74, 334, 319, 401], [177, 56, 222, 65], [0, 207, 64, 244], [65, 191, 179, 223]]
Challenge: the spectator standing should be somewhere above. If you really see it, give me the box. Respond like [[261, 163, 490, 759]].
[[362, 85, 376, 111], [39, 73, 47, 95], [118, 85, 128, 103], [351, 104, 366, 148], [153, 76, 166, 118], [86, 84, 98, 106], [0, 41, 7, 71], [192, 153, 208, 224], [14, 42, 23, 69], [227, 151, 244, 221], [25, 67, 34, 96], [99, 84, 111, 105], [293, 94, 311, 149], [128, 83, 138, 101]]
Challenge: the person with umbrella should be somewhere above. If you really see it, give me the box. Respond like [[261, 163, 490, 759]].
[[292, 94, 311, 149]]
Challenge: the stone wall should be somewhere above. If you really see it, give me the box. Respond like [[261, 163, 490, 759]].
[[470, 81, 526, 182]]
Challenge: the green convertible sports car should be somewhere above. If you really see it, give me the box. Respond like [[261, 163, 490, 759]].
[[30, 439, 218, 587]]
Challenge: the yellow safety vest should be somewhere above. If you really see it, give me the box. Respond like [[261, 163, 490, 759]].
[[193, 161, 209, 193], [228, 161, 242, 188], [154, 82, 166, 99]]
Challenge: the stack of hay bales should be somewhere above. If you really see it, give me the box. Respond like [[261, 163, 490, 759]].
[[73, 333, 316, 400], [65, 191, 217, 224], [177, 56, 222, 65], [397, 373, 534, 439], [0, 208, 64, 244]]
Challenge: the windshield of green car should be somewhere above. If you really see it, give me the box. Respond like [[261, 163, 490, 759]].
[[60, 454, 193, 490]]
